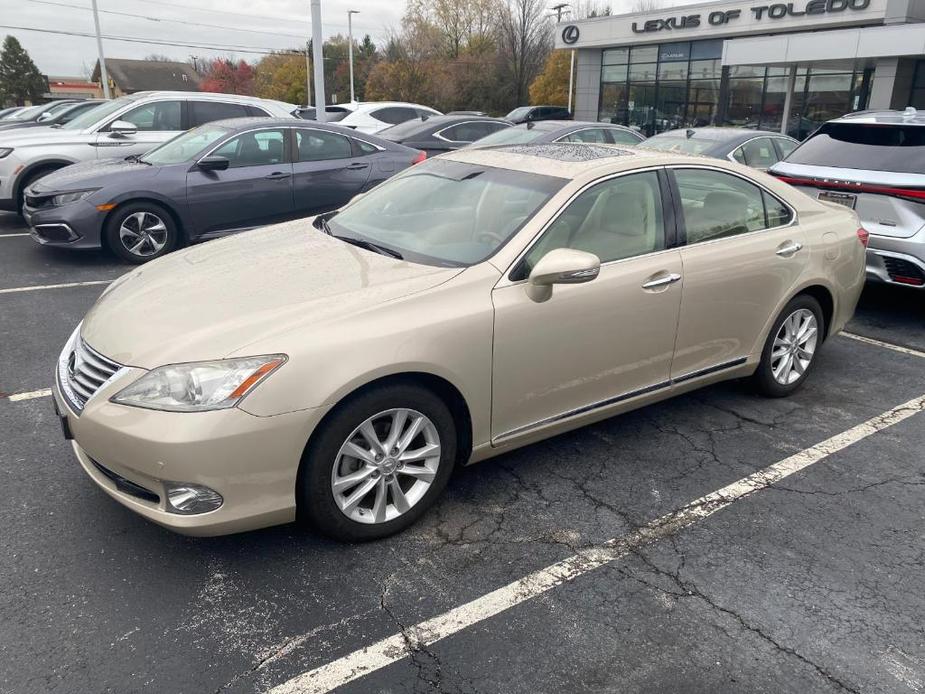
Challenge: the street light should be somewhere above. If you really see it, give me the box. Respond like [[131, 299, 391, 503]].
[[347, 10, 360, 104]]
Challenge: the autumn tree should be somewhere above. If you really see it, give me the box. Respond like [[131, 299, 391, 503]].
[[199, 59, 255, 95], [0, 36, 46, 106], [255, 51, 307, 105], [529, 50, 570, 106]]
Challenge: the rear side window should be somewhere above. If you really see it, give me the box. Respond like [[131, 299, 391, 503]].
[[786, 123, 925, 173], [355, 139, 379, 155], [372, 107, 418, 125], [439, 121, 507, 142], [189, 101, 249, 127], [674, 169, 789, 244], [773, 137, 798, 160], [608, 129, 642, 145], [295, 129, 353, 161], [740, 138, 779, 168], [559, 128, 609, 144]]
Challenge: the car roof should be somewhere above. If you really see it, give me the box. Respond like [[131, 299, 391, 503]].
[[833, 108, 925, 126], [651, 127, 792, 143], [443, 142, 708, 177], [126, 91, 297, 110], [205, 117, 391, 138]]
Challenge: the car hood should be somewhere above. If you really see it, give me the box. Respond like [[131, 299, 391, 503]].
[[29, 157, 161, 193], [0, 125, 94, 147], [80, 221, 463, 369]]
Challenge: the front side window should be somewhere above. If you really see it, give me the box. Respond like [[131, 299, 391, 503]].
[[212, 129, 286, 167], [674, 168, 789, 244], [189, 100, 249, 127], [295, 129, 353, 161], [143, 124, 230, 165], [327, 158, 565, 267], [115, 100, 182, 131], [517, 171, 665, 279]]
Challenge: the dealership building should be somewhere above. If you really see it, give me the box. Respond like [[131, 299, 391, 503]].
[[554, 0, 925, 137]]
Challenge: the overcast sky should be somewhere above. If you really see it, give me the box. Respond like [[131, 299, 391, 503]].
[[0, 0, 404, 77]]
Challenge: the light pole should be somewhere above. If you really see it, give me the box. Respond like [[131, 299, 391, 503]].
[[90, 0, 111, 98], [310, 0, 327, 121], [305, 40, 312, 107], [347, 10, 359, 104]]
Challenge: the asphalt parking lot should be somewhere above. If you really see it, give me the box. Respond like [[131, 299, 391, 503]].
[[2, 210, 925, 694]]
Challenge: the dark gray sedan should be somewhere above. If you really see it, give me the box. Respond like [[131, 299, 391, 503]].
[[639, 127, 799, 170], [378, 115, 512, 157], [468, 120, 644, 148], [23, 118, 424, 263]]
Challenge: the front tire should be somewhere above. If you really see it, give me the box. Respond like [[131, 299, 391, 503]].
[[105, 202, 179, 264], [299, 384, 457, 541], [753, 295, 824, 397]]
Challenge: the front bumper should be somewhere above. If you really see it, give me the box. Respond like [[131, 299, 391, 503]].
[[24, 199, 105, 249], [54, 370, 329, 536]]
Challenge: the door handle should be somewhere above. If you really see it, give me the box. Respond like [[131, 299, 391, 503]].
[[346, 162, 370, 170], [264, 171, 291, 180], [642, 272, 682, 290], [776, 241, 803, 257]]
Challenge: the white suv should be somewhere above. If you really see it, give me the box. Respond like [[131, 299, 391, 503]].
[[336, 101, 442, 134], [0, 91, 297, 213]]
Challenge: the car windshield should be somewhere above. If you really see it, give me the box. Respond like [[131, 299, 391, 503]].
[[471, 125, 553, 147], [506, 107, 531, 120], [61, 97, 134, 130], [326, 158, 565, 266], [141, 124, 231, 165], [784, 122, 925, 173], [639, 136, 718, 155], [6, 104, 47, 121]]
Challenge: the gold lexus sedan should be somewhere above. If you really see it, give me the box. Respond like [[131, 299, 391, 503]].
[[54, 144, 867, 540]]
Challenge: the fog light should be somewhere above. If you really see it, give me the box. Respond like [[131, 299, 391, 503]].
[[165, 483, 223, 515]]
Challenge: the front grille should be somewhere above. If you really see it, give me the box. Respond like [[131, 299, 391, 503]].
[[90, 458, 160, 504], [59, 338, 123, 414], [882, 256, 925, 286]]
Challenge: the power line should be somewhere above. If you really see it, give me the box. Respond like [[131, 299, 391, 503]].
[[26, 0, 312, 40]]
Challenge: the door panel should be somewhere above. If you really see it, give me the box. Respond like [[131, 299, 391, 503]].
[[491, 251, 683, 441], [186, 128, 293, 235], [292, 129, 371, 216], [670, 167, 806, 377]]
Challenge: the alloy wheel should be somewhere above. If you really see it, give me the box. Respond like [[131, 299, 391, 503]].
[[331, 408, 441, 525], [771, 308, 818, 385], [118, 211, 168, 258]]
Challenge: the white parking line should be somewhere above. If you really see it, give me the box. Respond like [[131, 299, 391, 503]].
[[266, 393, 925, 694], [841, 331, 925, 359], [0, 280, 111, 295], [5, 389, 53, 402]]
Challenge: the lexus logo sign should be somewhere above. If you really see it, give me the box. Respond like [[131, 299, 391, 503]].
[[562, 25, 580, 44]]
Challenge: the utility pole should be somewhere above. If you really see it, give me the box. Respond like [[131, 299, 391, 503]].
[[347, 10, 359, 104], [551, 3, 569, 22], [310, 0, 327, 122], [90, 0, 111, 98], [305, 40, 312, 107]]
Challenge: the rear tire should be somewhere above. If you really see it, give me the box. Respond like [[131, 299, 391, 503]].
[[752, 295, 824, 398], [299, 384, 457, 541], [105, 201, 179, 264]]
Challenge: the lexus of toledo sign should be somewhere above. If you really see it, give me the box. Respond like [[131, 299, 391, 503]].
[[562, 25, 580, 44]]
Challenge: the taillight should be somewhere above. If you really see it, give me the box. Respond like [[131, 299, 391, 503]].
[[857, 228, 869, 247], [411, 150, 426, 165], [774, 174, 925, 203]]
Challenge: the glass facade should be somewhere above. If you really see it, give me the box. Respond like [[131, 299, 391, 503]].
[[598, 39, 871, 139], [912, 60, 925, 109]]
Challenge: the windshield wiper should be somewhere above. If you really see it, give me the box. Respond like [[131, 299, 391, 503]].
[[333, 234, 404, 260], [125, 153, 151, 166]]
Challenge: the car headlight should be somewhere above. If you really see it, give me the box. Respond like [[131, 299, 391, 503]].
[[111, 355, 287, 412], [0, 147, 12, 159], [51, 189, 97, 206]]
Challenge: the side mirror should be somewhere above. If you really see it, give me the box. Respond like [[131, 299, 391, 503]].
[[37, 112, 53, 122], [109, 120, 138, 136], [525, 248, 600, 303], [197, 155, 230, 172]]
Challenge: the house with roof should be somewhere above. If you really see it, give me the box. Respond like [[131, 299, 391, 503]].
[[91, 58, 201, 97]]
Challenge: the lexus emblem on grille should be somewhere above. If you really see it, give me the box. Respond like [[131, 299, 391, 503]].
[[562, 25, 580, 44]]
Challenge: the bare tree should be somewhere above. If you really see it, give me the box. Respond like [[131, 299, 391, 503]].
[[570, 0, 613, 18], [498, 0, 553, 105], [144, 53, 175, 62], [633, 0, 663, 12]]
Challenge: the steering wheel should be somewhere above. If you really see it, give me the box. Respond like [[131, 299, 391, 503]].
[[476, 230, 504, 245]]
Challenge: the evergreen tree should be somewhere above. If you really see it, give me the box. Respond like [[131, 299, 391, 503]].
[[0, 36, 46, 106]]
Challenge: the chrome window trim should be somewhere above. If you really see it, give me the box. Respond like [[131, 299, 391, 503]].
[[433, 120, 509, 144], [669, 163, 800, 246], [492, 357, 748, 443], [724, 134, 796, 167], [497, 164, 671, 287]]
